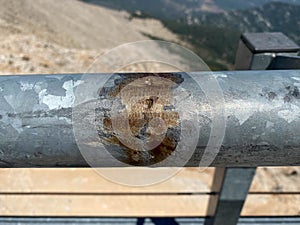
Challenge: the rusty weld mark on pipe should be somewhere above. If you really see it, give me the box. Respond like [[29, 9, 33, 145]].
[[95, 73, 185, 166]]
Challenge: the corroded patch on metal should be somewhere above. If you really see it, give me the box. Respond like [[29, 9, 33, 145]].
[[96, 73, 184, 166]]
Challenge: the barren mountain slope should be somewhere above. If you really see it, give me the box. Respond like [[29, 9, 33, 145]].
[[0, 0, 188, 74], [0, 0, 180, 49], [0, 0, 144, 49]]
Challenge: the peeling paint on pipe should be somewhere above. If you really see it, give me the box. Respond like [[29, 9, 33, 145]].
[[0, 71, 300, 167]]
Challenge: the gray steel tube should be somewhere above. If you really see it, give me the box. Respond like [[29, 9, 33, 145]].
[[0, 71, 300, 167]]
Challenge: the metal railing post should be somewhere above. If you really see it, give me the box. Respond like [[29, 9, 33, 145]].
[[205, 168, 256, 225], [205, 32, 300, 225], [235, 32, 299, 70]]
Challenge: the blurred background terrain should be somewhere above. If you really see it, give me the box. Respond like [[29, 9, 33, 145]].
[[83, 0, 300, 70], [0, 0, 299, 217], [2, 0, 300, 72]]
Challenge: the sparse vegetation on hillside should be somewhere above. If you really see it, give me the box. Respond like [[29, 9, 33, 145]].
[[162, 20, 240, 70], [85, 0, 300, 70]]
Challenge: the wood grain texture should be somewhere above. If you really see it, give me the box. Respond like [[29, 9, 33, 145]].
[[0, 194, 298, 216], [242, 194, 300, 216], [0, 167, 299, 193], [0, 168, 213, 193], [0, 195, 209, 217], [250, 167, 300, 193]]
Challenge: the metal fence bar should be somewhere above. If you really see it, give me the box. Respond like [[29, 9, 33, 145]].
[[1, 70, 300, 167], [205, 168, 256, 225]]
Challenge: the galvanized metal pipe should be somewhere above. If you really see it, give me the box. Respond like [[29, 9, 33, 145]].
[[0, 70, 300, 167]]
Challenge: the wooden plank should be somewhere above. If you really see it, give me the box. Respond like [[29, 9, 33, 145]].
[[0, 167, 299, 193], [250, 167, 300, 193], [0, 194, 209, 217], [0, 194, 298, 217], [0, 168, 214, 193], [242, 194, 300, 216]]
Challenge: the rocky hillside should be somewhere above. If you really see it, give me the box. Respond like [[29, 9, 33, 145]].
[[162, 2, 300, 70], [0, 0, 187, 74], [214, 0, 300, 10], [194, 2, 300, 43], [0, 0, 139, 50], [82, 0, 300, 19], [84, 1, 300, 70]]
